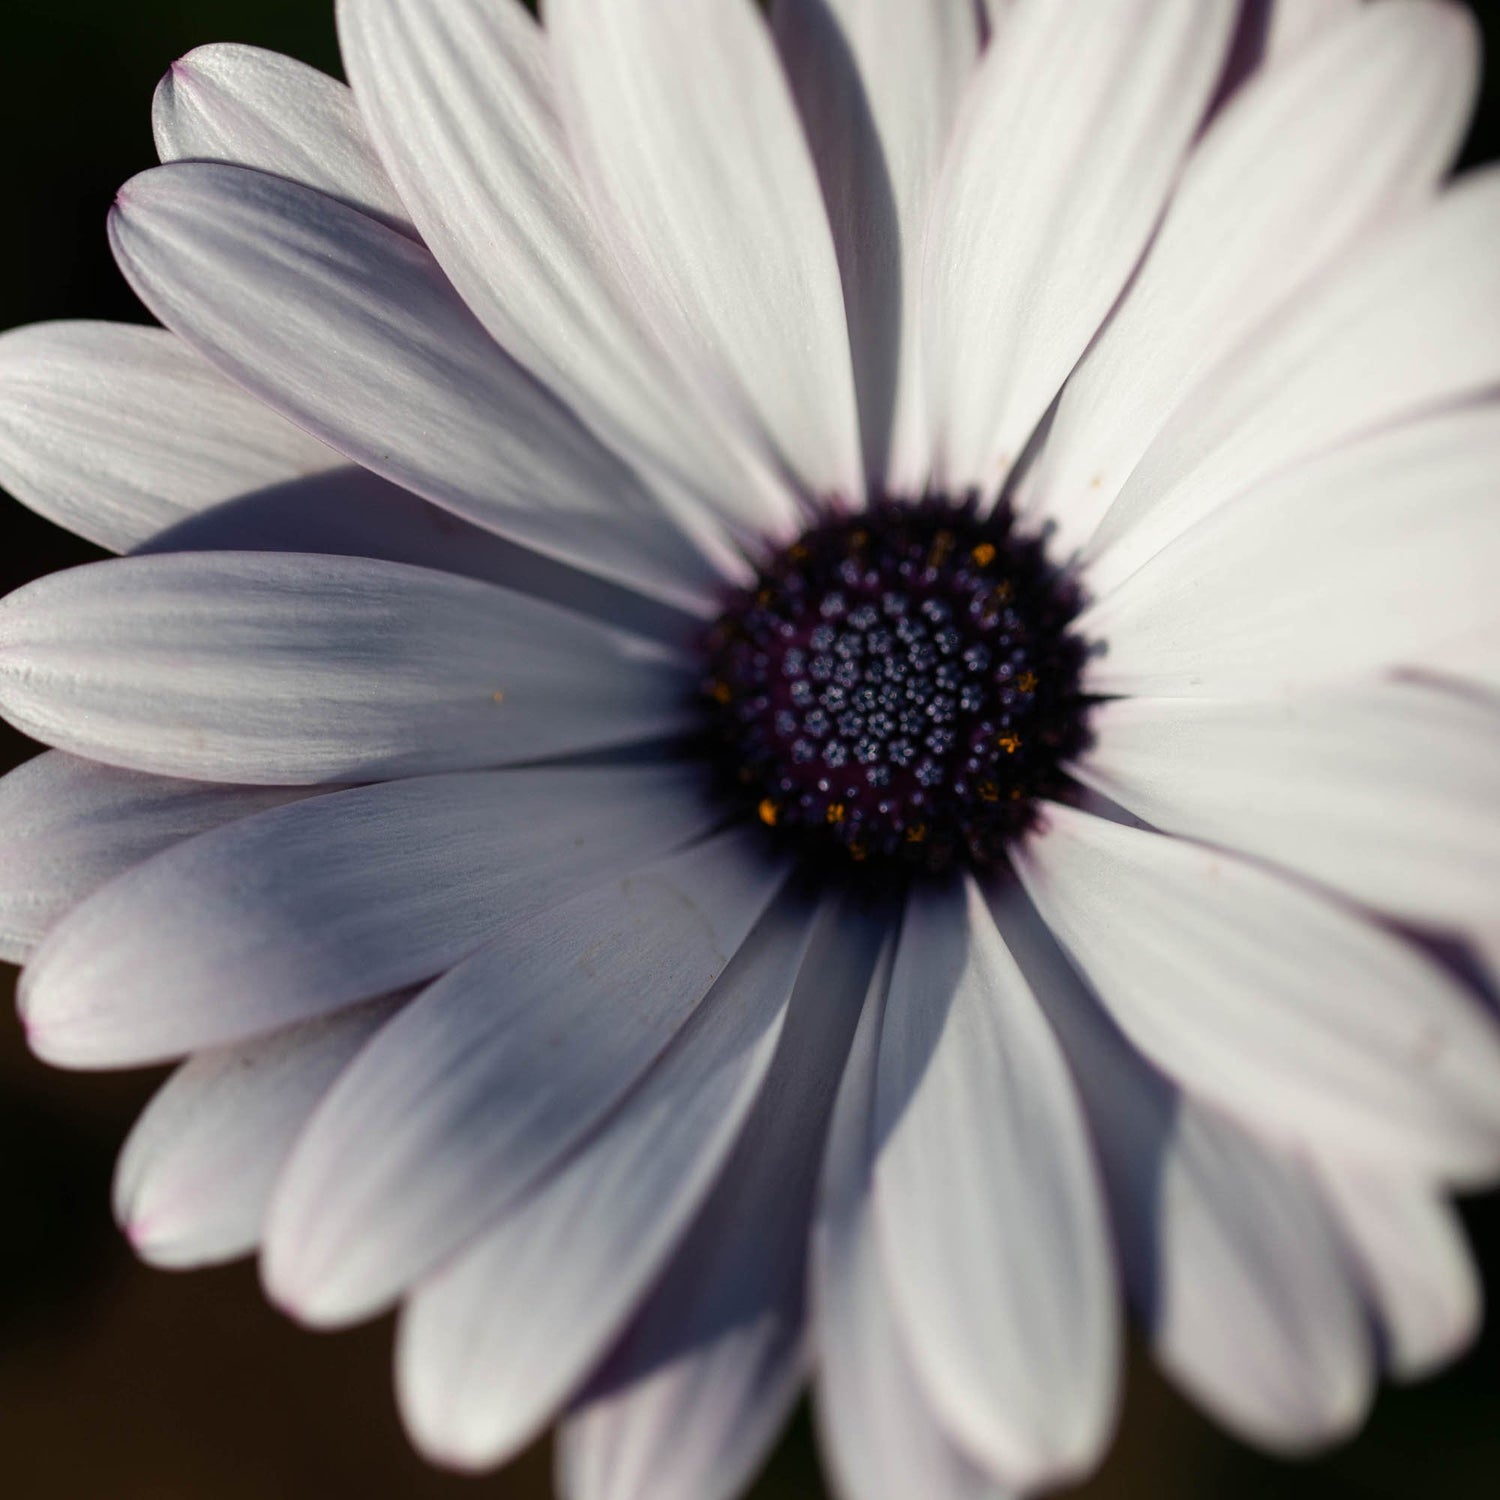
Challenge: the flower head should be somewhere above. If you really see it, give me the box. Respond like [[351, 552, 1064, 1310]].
[[1, 1, 1498, 1496]]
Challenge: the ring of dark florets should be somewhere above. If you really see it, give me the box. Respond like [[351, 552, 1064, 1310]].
[[701, 494, 1093, 875]]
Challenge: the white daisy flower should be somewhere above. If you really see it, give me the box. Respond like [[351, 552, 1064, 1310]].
[[2, 1, 1498, 1496]]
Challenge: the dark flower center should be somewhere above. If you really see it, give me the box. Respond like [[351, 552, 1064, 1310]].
[[701, 495, 1093, 874]]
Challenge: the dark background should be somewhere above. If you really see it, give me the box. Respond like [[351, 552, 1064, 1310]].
[[2, 3, 1498, 1496]]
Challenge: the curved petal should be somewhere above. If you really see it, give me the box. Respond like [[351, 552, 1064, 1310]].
[[1021, 0, 1478, 553], [811, 943, 1009, 1500], [921, 0, 1237, 495], [1317, 1164, 1482, 1382], [0, 552, 694, 784], [114, 996, 403, 1269], [547, 0, 864, 502], [873, 877, 1118, 1488], [558, 894, 883, 1500], [336, 0, 785, 548], [1076, 682, 1500, 931], [20, 762, 718, 1069], [1082, 167, 1500, 594], [1080, 406, 1500, 699], [1013, 803, 1500, 1184], [154, 43, 414, 236], [0, 322, 337, 552], [0, 750, 321, 964], [109, 162, 721, 608], [989, 885, 1374, 1455], [138, 469, 701, 649], [262, 829, 788, 1327], [398, 892, 825, 1472], [772, 0, 981, 488]]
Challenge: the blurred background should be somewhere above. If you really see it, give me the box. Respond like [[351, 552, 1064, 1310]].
[[2, 2, 1498, 1496]]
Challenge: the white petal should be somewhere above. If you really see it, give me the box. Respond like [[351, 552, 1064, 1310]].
[[337, 0, 786, 548], [114, 996, 402, 1269], [873, 877, 1118, 1487], [772, 0, 981, 488], [20, 762, 718, 1069], [1021, 0, 1478, 553], [547, 0, 864, 501], [811, 942, 1009, 1500], [558, 895, 884, 1500], [0, 551, 694, 784], [1014, 803, 1500, 1184], [989, 885, 1374, 1455], [399, 891, 825, 1472], [263, 828, 787, 1327], [0, 321, 338, 553], [1262, 0, 1362, 63], [921, 0, 1237, 495], [1077, 682, 1500, 931], [138, 467, 700, 650], [0, 750, 320, 964], [1317, 1164, 1482, 1382], [1083, 168, 1500, 595], [1081, 406, 1500, 699], [109, 162, 719, 608], [154, 44, 414, 235]]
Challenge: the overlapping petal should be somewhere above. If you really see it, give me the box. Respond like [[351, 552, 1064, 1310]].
[[263, 829, 788, 1326], [1014, 803, 1500, 1183], [0, 552, 695, 784], [547, 0, 864, 503], [154, 42, 415, 235], [921, 0, 1236, 495], [21, 764, 719, 1067], [109, 162, 721, 606]]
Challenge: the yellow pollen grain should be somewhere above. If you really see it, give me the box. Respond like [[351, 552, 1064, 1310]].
[[997, 733, 1022, 755], [826, 803, 847, 825], [758, 798, 780, 827], [971, 543, 996, 566]]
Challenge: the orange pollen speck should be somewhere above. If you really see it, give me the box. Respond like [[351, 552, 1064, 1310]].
[[978, 781, 1000, 802], [997, 734, 1022, 755], [826, 803, 847, 825], [491, 691, 506, 704], [971, 543, 996, 566], [905, 823, 928, 844], [1017, 671, 1039, 693], [710, 681, 733, 705], [758, 798, 780, 827]]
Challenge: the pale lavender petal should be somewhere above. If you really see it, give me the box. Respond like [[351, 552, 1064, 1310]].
[[1317, 1164, 1482, 1382], [262, 829, 788, 1326], [1077, 681, 1500, 932], [548, 0, 865, 502], [0, 321, 337, 552], [0, 750, 321, 963], [990, 884, 1374, 1454], [337, 0, 786, 551], [154, 43, 415, 235], [0, 552, 695, 784], [21, 763, 719, 1068], [772, 0, 981, 488], [1014, 803, 1500, 1184], [873, 877, 1118, 1487], [398, 892, 828, 1472], [1020, 0, 1478, 554], [921, 0, 1237, 495], [1081, 407, 1500, 699], [114, 996, 403, 1268], [558, 894, 884, 1500], [811, 942, 1010, 1500], [109, 162, 722, 608]]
